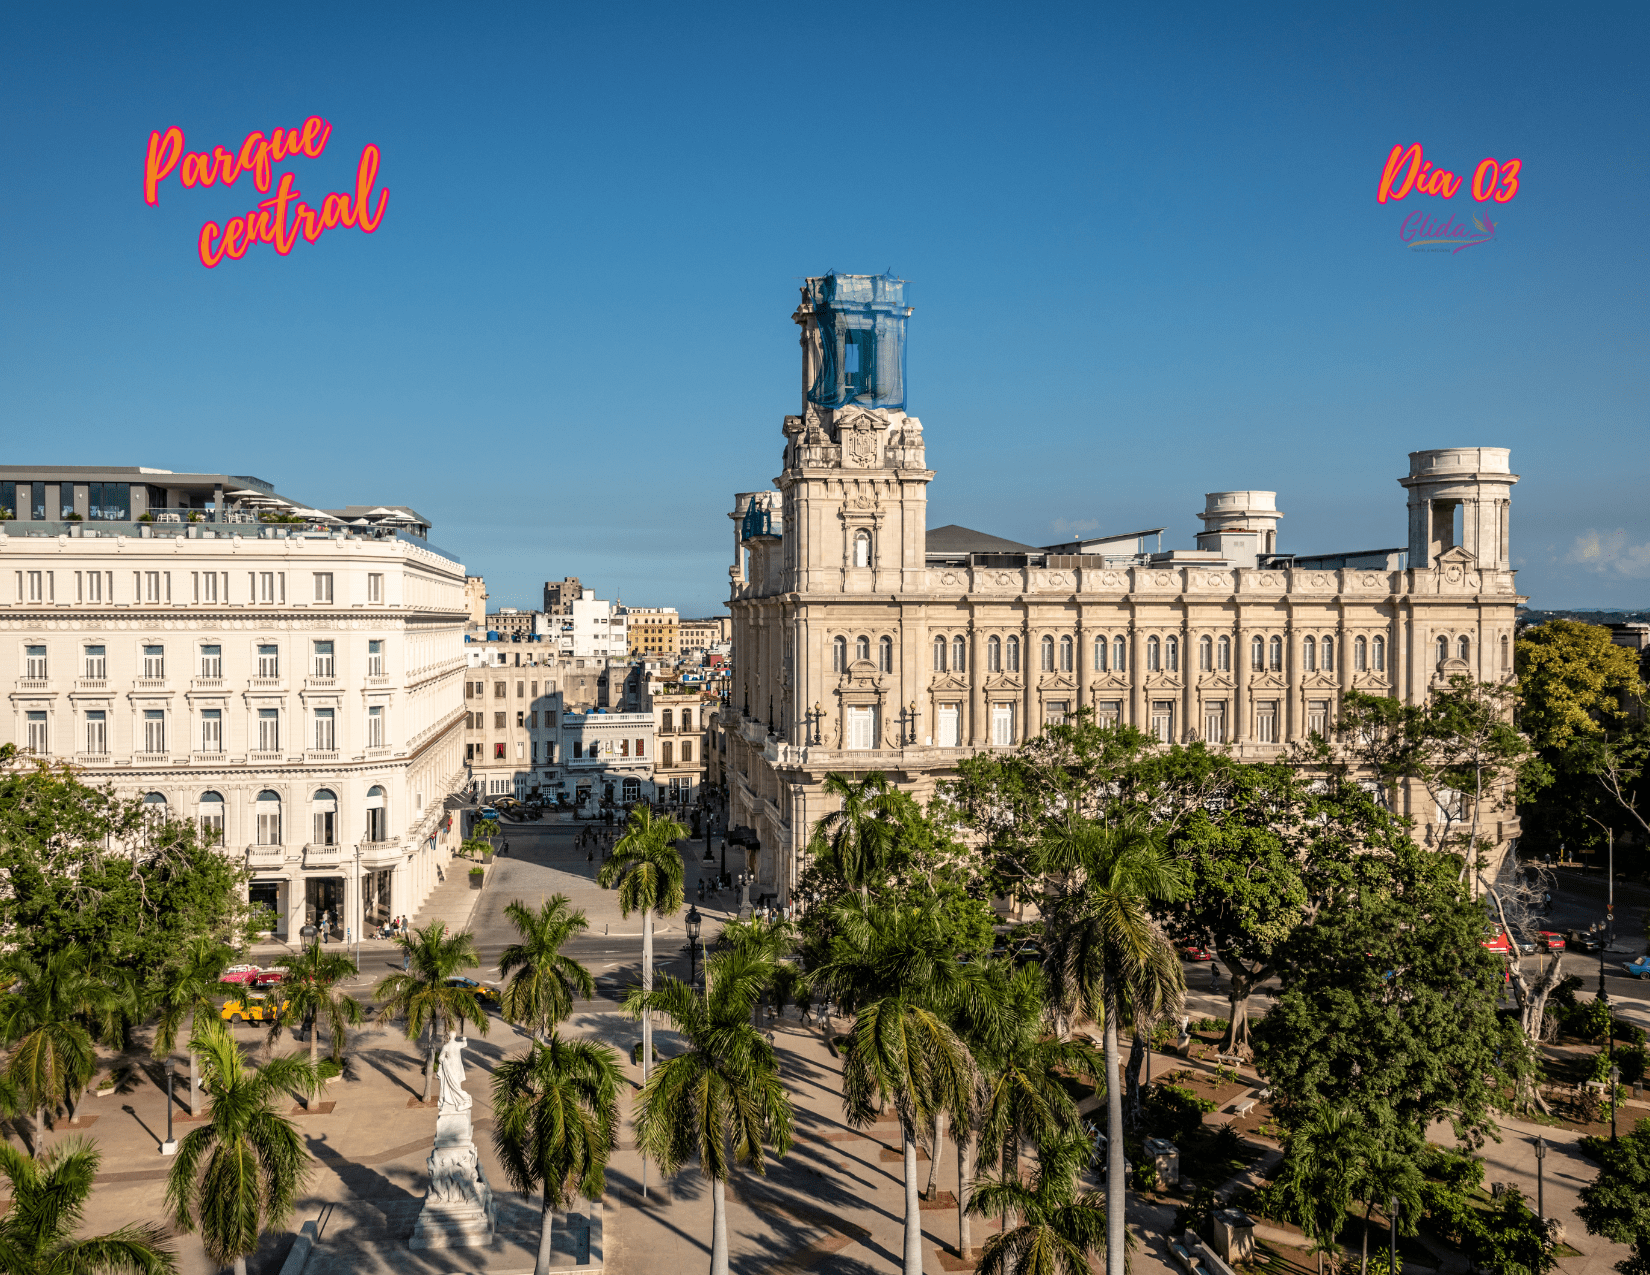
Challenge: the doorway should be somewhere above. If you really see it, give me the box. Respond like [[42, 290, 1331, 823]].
[[305, 877, 344, 941]]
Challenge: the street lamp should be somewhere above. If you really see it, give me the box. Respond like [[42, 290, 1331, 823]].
[[353, 841, 363, 973], [685, 905, 702, 985], [1534, 1135, 1546, 1219], [160, 1058, 178, 1155], [804, 702, 824, 746], [1612, 1064, 1622, 1143]]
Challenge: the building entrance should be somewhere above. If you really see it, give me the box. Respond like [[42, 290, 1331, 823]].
[[362, 869, 392, 932], [305, 878, 344, 941]]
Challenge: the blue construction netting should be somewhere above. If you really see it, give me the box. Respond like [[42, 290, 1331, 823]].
[[805, 271, 910, 411]]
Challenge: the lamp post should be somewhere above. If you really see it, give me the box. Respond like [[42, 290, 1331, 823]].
[[803, 702, 823, 746], [1534, 1135, 1546, 1220], [160, 1058, 178, 1155], [1612, 1064, 1622, 1143], [1389, 1195, 1398, 1275], [686, 905, 702, 987], [353, 840, 363, 972]]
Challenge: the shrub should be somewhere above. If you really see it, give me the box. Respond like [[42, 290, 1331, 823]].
[[1553, 974, 1585, 1006], [1132, 1160, 1160, 1192], [1619, 1048, 1648, 1086], [1564, 996, 1614, 1042], [1147, 1084, 1217, 1143]]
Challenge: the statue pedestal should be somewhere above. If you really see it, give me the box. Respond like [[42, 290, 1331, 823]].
[[409, 1109, 496, 1249]]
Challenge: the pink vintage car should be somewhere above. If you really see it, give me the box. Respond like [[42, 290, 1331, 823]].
[[219, 964, 262, 986]]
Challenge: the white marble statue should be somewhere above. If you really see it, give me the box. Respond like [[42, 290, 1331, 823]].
[[437, 1034, 473, 1113]]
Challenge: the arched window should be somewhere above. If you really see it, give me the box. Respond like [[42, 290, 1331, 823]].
[[312, 788, 338, 846], [853, 530, 871, 569], [1112, 636, 1126, 671], [1372, 634, 1386, 672], [1268, 636, 1283, 671], [1199, 636, 1213, 671], [255, 790, 282, 845], [1436, 635, 1449, 665], [1501, 633, 1510, 670], [1094, 636, 1108, 671], [1059, 635, 1073, 672], [1355, 636, 1368, 671], [1458, 635, 1471, 662], [144, 792, 168, 821], [987, 635, 1001, 672], [952, 635, 966, 672], [198, 790, 224, 846], [933, 636, 947, 672], [1006, 635, 1020, 672], [366, 784, 387, 843], [1147, 636, 1161, 671], [1217, 635, 1231, 671], [856, 635, 870, 663], [879, 636, 893, 673], [1251, 636, 1265, 671], [1303, 636, 1317, 671], [1041, 635, 1055, 671], [1165, 636, 1179, 672], [1322, 636, 1334, 670], [661, 709, 673, 732]]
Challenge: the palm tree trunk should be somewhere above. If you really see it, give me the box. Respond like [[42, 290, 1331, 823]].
[[1104, 992, 1125, 1275], [234, 1257, 248, 1275], [642, 910, 653, 1084], [901, 1118, 922, 1275], [956, 1123, 973, 1258], [1362, 1202, 1372, 1275], [711, 1176, 730, 1275], [32, 1105, 43, 1159], [536, 1186, 555, 1275], [924, 1112, 944, 1201], [424, 1009, 442, 1104], [190, 1005, 201, 1117]]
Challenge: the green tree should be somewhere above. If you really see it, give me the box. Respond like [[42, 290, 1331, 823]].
[[807, 771, 903, 892], [270, 944, 364, 1084], [718, 914, 797, 1026], [0, 1134, 177, 1274], [1471, 1185, 1555, 1275], [492, 1033, 622, 1275], [1349, 1142, 1423, 1275], [1579, 1117, 1650, 1275], [497, 896, 595, 1043], [374, 921, 489, 1104], [596, 806, 686, 1094], [166, 1019, 319, 1275], [151, 935, 235, 1119], [966, 1128, 1108, 1275], [626, 951, 793, 1275], [1517, 620, 1645, 751], [0, 945, 122, 1156], [1278, 1107, 1369, 1275]]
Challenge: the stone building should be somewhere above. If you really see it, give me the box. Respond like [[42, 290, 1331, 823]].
[[542, 577, 584, 616], [722, 272, 1524, 904], [680, 616, 730, 651], [464, 576, 488, 626], [651, 688, 709, 806], [624, 606, 679, 657], [0, 465, 469, 941]]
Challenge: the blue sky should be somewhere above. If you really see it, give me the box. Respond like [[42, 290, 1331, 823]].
[[2, 2, 1645, 615]]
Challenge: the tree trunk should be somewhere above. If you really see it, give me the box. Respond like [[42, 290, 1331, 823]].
[[1105, 991, 1125, 1275], [234, 1257, 248, 1275], [535, 1186, 555, 1275], [902, 1119, 923, 1275], [957, 1123, 973, 1258], [424, 1009, 442, 1104], [1124, 1028, 1146, 1133], [642, 910, 653, 1085], [710, 1176, 729, 1275], [32, 1105, 43, 1159], [309, 1014, 320, 1107], [1362, 1202, 1372, 1275], [925, 1112, 944, 1201], [190, 1005, 201, 1117]]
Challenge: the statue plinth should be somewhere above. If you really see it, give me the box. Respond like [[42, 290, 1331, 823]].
[[409, 1036, 496, 1250]]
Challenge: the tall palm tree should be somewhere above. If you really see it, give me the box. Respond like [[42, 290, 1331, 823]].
[[166, 1019, 319, 1275], [1282, 1106, 1369, 1275], [1036, 813, 1186, 1275], [967, 1128, 1108, 1275], [374, 922, 490, 1104], [497, 895, 595, 1042], [152, 936, 235, 1120], [0, 1134, 177, 1274], [812, 894, 982, 1275], [626, 951, 792, 1275], [718, 914, 797, 1027], [492, 1033, 622, 1275], [1350, 1142, 1423, 1275], [808, 771, 901, 893], [270, 944, 365, 1084], [0, 945, 119, 1156], [596, 806, 687, 1089]]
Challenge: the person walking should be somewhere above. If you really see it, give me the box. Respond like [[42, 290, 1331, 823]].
[[1210, 961, 1220, 990]]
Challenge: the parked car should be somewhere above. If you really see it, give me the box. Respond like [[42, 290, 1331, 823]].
[[251, 970, 286, 988], [445, 975, 500, 1004], [221, 993, 288, 1024], [1181, 945, 1216, 962], [1623, 956, 1650, 980], [1482, 928, 1514, 956], [1568, 929, 1603, 953], [1538, 931, 1567, 953], [219, 964, 262, 986]]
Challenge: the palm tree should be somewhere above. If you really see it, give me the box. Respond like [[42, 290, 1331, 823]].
[[0, 945, 119, 1156], [492, 1033, 623, 1275], [166, 1019, 319, 1275], [966, 1128, 1108, 1275], [718, 914, 797, 1027], [270, 944, 364, 1086], [1282, 1106, 1369, 1275], [808, 770, 901, 893], [1349, 1139, 1423, 1275], [374, 922, 490, 1104], [812, 894, 982, 1275], [0, 1134, 177, 1274], [497, 895, 595, 1042], [626, 951, 792, 1275], [152, 936, 235, 1120], [596, 806, 687, 1088], [1035, 813, 1186, 1275]]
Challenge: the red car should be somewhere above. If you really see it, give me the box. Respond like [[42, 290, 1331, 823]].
[[251, 970, 286, 989], [1181, 945, 1216, 962], [1539, 931, 1567, 953], [219, 964, 261, 986], [1482, 928, 1513, 956]]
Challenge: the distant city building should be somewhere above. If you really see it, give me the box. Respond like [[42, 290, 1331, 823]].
[[485, 609, 543, 642], [554, 590, 627, 659], [623, 606, 679, 656], [542, 577, 584, 616], [679, 616, 731, 650], [464, 576, 488, 626], [650, 687, 709, 806]]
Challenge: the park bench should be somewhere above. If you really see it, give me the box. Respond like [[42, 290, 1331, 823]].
[[1231, 1098, 1257, 1117]]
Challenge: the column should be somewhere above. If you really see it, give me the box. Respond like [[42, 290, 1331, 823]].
[[1021, 610, 1034, 743], [1233, 613, 1247, 744], [1130, 625, 1145, 730], [1180, 611, 1193, 744], [1074, 612, 1086, 715], [969, 626, 985, 747], [1285, 621, 1299, 740]]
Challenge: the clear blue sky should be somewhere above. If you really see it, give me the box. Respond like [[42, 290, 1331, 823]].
[[3, 2, 1645, 615]]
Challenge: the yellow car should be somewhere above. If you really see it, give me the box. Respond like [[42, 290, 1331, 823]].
[[445, 976, 500, 1005], [221, 993, 289, 1024]]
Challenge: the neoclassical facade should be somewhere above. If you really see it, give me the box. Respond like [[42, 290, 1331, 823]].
[[724, 273, 1524, 903], [2, 493, 469, 941]]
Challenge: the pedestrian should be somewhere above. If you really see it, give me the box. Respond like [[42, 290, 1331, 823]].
[[402, 945, 410, 972], [1210, 961, 1220, 989]]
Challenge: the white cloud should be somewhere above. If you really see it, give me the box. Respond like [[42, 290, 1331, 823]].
[[1565, 529, 1650, 579], [1049, 517, 1099, 538]]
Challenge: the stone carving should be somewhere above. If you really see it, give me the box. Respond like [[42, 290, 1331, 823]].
[[1099, 571, 1122, 588], [1310, 573, 1331, 589], [1047, 572, 1069, 587], [437, 1034, 473, 1112], [939, 571, 959, 587], [1152, 572, 1171, 587], [1361, 574, 1380, 587], [410, 1034, 495, 1249], [845, 430, 878, 468]]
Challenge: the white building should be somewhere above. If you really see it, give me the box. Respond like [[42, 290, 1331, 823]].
[[555, 590, 628, 659], [0, 465, 469, 942]]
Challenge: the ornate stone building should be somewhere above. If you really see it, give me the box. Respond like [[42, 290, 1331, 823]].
[[723, 273, 1524, 904]]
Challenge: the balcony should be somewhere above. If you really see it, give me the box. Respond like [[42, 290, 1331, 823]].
[[304, 842, 343, 864], [247, 844, 286, 865], [191, 751, 227, 764], [132, 752, 171, 766], [367, 675, 390, 687], [72, 752, 112, 765], [306, 751, 340, 762], [249, 677, 283, 690], [76, 679, 108, 691], [134, 678, 169, 690], [306, 677, 338, 689], [365, 746, 392, 759], [192, 678, 225, 690], [16, 679, 50, 691], [248, 751, 284, 764]]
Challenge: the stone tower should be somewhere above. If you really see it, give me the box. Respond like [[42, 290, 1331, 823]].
[[1399, 447, 1518, 571]]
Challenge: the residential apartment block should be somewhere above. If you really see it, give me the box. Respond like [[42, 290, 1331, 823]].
[[624, 606, 678, 656]]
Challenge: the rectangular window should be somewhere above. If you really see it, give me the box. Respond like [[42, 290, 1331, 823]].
[[1204, 701, 1226, 744], [681, 741, 692, 762], [1096, 700, 1121, 727], [1151, 702, 1174, 744], [368, 640, 384, 676], [24, 645, 46, 679], [25, 571, 43, 602], [574, 741, 584, 758], [847, 706, 875, 751], [1258, 701, 1279, 744], [1308, 699, 1329, 737], [494, 711, 506, 728], [636, 738, 644, 757], [193, 571, 219, 603], [201, 709, 222, 753], [937, 703, 960, 748], [257, 709, 280, 752], [85, 710, 106, 755], [142, 645, 165, 679], [257, 805, 281, 846], [25, 711, 48, 754], [494, 742, 506, 759], [84, 645, 105, 679], [83, 571, 103, 603], [314, 807, 335, 846], [257, 645, 279, 677], [367, 705, 384, 747], [200, 644, 221, 678], [1044, 701, 1068, 726], [143, 572, 163, 603], [517, 741, 525, 760], [991, 703, 1015, 747], [313, 641, 335, 676], [144, 710, 166, 754], [256, 572, 276, 604], [314, 708, 335, 751], [313, 573, 333, 603], [495, 681, 506, 698], [368, 573, 384, 602]]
